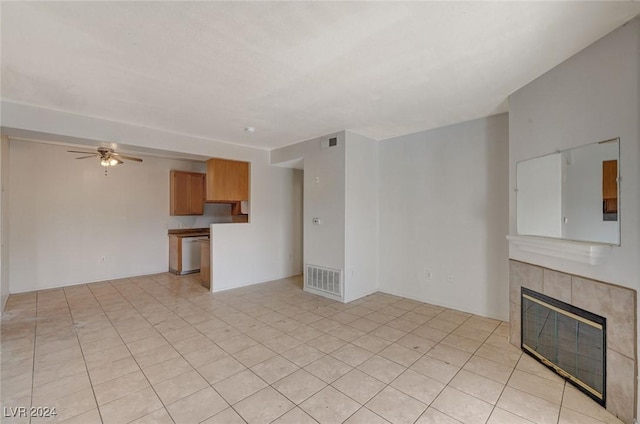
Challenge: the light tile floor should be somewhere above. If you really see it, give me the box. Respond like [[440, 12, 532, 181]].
[[0, 273, 625, 424]]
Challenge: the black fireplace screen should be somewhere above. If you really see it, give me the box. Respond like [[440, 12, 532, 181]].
[[521, 288, 606, 406]]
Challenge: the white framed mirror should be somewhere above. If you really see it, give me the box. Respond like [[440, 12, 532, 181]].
[[516, 138, 620, 245]]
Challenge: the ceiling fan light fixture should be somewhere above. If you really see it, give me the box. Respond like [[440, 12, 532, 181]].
[[100, 157, 119, 167], [69, 147, 141, 168]]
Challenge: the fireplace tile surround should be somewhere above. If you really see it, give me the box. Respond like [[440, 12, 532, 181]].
[[509, 260, 637, 423]]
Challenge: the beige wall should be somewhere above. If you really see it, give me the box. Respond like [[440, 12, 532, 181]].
[[378, 114, 510, 320], [1, 134, 10, 312]]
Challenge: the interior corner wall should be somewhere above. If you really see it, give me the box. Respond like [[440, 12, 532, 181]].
[[344, 131, 379, 302], [378, 113, 510, 320], [1, 135, 10, 312]]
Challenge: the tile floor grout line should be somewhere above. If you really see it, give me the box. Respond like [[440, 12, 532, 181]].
[[121, 275, 287, 378], [111, 278, 238, 417], [477, 321, 552, 424], [327, 299, 475, 422], [121, 272, 352, 417], [323, 302, 460, 422], [191, 280, 385, 421], [85, 280, 176, 424], [472, 331, 516, 424], [416, 314, 488, 424], [28, 290, 39, 424], [61, 284, 108, 424], [110, 275, 300, 423]]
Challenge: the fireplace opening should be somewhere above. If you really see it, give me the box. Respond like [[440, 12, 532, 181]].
[[521, 288, 606, 406]]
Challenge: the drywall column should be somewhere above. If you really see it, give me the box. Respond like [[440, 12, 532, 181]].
[[271, 131, 380, 302], [344, 131, 379, 302], [271, 133, 347, 295], [0, 135, 10, 312]]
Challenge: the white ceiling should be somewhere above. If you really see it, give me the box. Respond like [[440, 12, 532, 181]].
[[2, 2, 639, 150]]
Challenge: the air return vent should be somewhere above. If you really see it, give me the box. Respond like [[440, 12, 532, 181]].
[[305, 265, 342, 297], [320, 136, 339, 150]]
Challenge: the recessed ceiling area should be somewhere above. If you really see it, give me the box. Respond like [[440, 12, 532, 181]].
[[2, 2, 639, 150]]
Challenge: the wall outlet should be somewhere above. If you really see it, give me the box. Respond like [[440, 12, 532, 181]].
[[424, 268, 432, 281], [447, 273, 454, 282], [100, 256, 106, 263]]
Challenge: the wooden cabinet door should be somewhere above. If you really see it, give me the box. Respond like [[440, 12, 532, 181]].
[[170, 170, 205, 215], [602, 160, 618, 199], [189, 173, 205, 215], [602, 160, 618, 214], [206, 158, 249, 202], [170, 171, 190, 215]]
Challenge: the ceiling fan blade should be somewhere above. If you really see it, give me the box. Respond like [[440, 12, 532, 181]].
[[112, 153, 143, 162], [67, 150, 97, 154], [75, 155, 98, 159]]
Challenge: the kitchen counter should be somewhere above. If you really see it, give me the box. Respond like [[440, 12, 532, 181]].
[[168, 228, 210, 238]]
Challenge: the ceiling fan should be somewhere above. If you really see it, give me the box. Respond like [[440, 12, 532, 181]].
[[68, 147, 143, 167]]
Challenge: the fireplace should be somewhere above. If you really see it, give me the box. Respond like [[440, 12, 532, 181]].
[[509, 260, 636, 423], [521, 288, 606, 406]]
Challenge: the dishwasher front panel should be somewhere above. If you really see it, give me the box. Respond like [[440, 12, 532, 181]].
[[181, 236, 208, 274]]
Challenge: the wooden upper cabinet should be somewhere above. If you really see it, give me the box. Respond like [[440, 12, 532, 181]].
[[206, 158, 249, 202], [602, 160, 618, 199], [602, 160, 618, 214], [170, 170, 205, 215]]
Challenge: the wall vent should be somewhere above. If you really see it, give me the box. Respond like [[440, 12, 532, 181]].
[[320, 136, 339, 150], [305, 264, 342, 297]]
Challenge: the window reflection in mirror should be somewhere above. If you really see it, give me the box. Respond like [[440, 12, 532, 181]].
[[516, 138, 620, 245]]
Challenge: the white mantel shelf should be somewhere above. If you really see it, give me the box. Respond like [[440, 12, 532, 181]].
[[506, 235, 613, 265]]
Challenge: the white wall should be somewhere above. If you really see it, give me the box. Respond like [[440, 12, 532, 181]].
[[1, 135, 10, 312], [9, 140, 212, 292], [508, 17, 639, 419], [378, 114, 509, 320], [303, 134, 346, 275], [271, 132, 347, 279], [271, 131, 379, 302], [516, 153, 562, 238], [344, 131, 379, 302], [211, 168, 303, 291], [2, 102, 303, 293]]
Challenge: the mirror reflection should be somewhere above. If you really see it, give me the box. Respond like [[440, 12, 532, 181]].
[[516, 138, 620, 245]]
